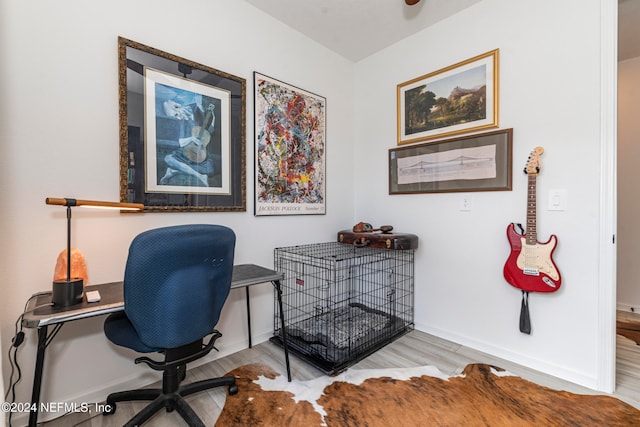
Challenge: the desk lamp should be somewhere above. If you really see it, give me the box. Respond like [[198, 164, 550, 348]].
[[46, 197, 143, 307]]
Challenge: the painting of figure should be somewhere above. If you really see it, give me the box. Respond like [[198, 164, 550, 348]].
[[144, 68, 231, 195]]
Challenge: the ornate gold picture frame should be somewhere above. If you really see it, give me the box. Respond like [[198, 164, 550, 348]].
[[118, 37, 246, 212]]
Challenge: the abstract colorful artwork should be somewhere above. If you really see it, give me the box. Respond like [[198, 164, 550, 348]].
[[254, 73, 326, 216]]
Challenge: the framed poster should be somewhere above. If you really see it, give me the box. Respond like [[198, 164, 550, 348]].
[[397, 49, 499, 145], [118, 37, 246, 212], [254, 72, 326, 216], [389, 128, 512, 194]]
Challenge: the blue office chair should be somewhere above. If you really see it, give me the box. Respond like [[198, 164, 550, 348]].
[[102, 224, 238, 427]]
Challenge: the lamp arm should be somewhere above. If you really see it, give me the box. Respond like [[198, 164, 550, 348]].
[[45, 197, 143, 210]]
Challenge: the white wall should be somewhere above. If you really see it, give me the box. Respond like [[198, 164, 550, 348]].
[[354, 0, 610, 389], [0, 0, 355, 420], [618, 56, 640, 311]]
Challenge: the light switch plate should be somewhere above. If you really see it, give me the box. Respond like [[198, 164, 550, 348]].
[[548, 189, 567, 211]]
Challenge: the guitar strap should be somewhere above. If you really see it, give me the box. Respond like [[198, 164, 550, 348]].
[[514, 223, 532, 334], [520, 291, 531, 334]]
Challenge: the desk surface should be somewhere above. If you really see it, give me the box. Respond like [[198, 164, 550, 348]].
[[23, 264, 284, 328]]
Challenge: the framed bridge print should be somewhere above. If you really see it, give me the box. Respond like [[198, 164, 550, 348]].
[[389, 128, 512, 194], [254, 72, 326, 216], [118, 37, 246, 212]]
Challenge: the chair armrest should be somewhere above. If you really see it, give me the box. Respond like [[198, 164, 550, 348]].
[[134, 330, 222, 371]]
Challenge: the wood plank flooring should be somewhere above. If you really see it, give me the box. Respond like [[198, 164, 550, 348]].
[[43, 320, 640, 426]]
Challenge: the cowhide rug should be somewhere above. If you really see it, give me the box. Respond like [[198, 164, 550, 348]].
[[617, 320, 640, 345], [215, 363, 640, 426]]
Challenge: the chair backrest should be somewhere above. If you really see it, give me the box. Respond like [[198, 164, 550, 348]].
[[123, 224, 235, 349]]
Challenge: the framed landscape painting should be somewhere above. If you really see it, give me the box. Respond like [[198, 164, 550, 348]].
[[397, 49, 499, 145], [254, 72, 326, 216]]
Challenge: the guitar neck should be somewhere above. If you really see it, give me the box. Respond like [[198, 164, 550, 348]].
[[526, 174, 537, 244]]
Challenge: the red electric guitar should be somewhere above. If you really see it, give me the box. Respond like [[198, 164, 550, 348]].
[[504, 147, 561, 294]]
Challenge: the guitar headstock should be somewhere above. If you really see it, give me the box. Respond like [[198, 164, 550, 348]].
[[524, 146, 544, 175]]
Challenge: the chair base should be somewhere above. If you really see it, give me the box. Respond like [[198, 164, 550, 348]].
[[104, 375, 238, 426]]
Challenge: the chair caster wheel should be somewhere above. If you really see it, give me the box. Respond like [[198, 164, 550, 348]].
[[103, 402, 116, 415], [229, 384, 238, 395]]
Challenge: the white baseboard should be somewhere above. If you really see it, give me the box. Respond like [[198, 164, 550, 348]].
[[616, 302, 639, 313], [414, 322, 600, 391]]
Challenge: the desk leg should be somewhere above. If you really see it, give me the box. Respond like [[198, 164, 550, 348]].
[[29, 325, 48, 427], [273, 280, 291, 382], [245, 287, 252, 348]]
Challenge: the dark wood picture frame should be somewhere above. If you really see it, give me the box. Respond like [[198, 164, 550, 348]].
[[389, 128, 513, 194]]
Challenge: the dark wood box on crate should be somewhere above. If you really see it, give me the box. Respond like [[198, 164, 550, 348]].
[[337, 230, 419, 250]]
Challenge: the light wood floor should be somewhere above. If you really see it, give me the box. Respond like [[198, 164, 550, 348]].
[[44, 321, 640, 426]]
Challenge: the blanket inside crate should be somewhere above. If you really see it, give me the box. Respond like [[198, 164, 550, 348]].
[[285, 303, 401, 363]]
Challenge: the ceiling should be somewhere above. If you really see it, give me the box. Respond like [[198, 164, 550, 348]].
[[243, 0, 482, 62], [244, 0, 640, 63]]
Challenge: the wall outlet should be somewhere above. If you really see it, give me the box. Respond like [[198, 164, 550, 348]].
[[460, 195, 472, 211]]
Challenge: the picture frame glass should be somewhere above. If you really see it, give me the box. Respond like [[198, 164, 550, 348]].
[[397, 49, 499, 145], [389, 129, 512, 194], [253, 72, 326, 216], [119, 37, 246, 212]]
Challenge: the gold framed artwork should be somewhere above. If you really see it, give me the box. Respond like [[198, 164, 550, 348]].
[[397, 49, 499, 145]]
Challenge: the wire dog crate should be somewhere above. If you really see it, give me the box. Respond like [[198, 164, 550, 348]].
[[272, 242, 415, 374]]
